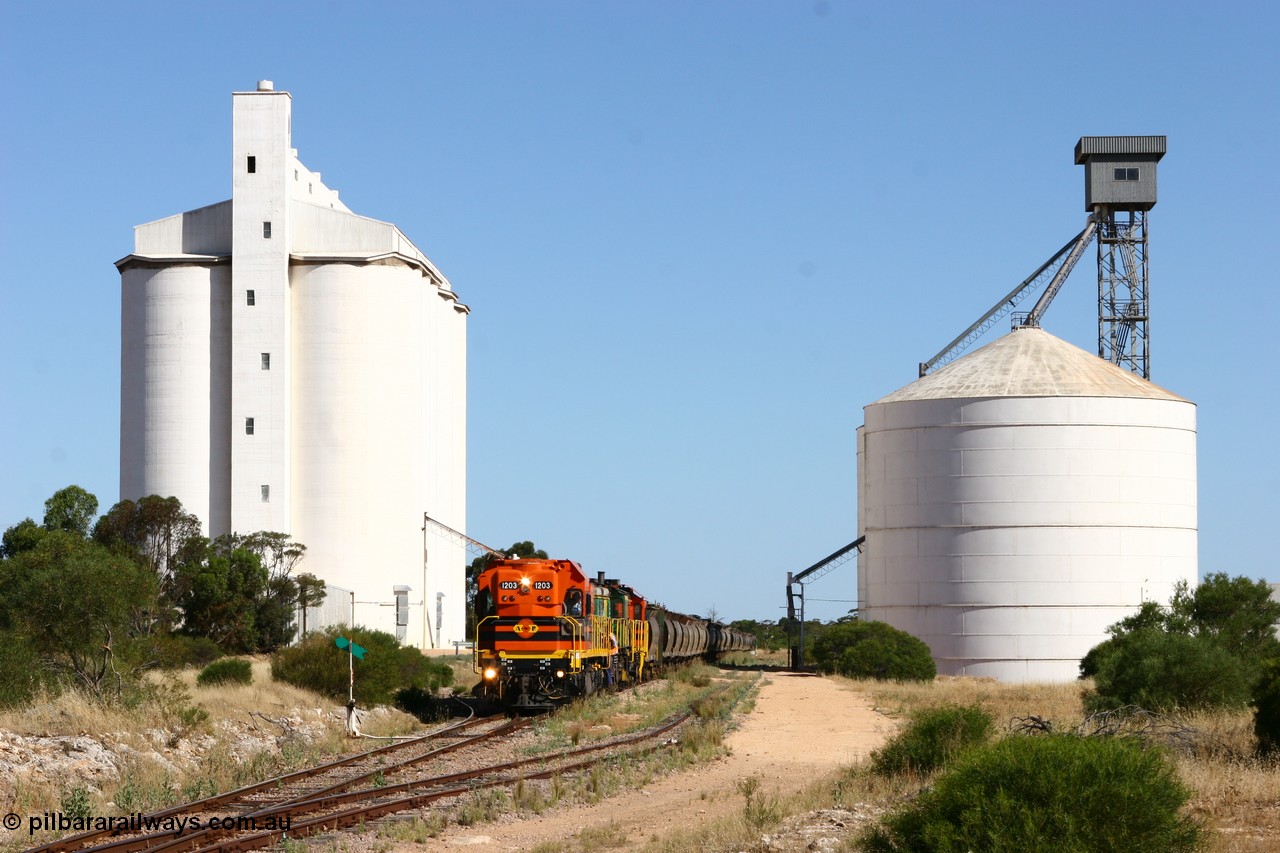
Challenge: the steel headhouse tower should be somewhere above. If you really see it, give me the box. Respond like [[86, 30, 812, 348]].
[[1075, 136, 1166, 379]]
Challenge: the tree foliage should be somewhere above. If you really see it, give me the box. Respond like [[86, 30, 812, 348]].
[[1170, 573, 1280, 660], [729, 619, 790, 652], [42, 485, 99, 537], [810, 620, 936, 682], [0, 530, 160, 699], [212, 531, 307, 581], [173, 546, 270, 652], [1082, 573, 1280, 714], [271, 626, 453, 705], [295, 572, 328, 639], [170, 533, 311, 654], [1253, 658, 1280, 758], [91, 496, 311, 653], [1086, 629, 1252, 713], [93, 495, 203, 602], [1, 517, 44, 559]]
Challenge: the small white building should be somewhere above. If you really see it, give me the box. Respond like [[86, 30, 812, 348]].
[[116, 82, 467, 648], [857, 327, 1198, 681]]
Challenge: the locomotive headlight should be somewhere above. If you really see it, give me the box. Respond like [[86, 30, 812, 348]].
[[483, 667, 498, 681], [519, 577, 531, 594], [554, 669, 565, 678]]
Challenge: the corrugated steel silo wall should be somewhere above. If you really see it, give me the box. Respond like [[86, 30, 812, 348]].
[[859, 395, 1196, 682]]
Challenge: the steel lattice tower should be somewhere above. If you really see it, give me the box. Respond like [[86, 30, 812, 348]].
[[1075, 137, 1166, 380], [1097, 209, 1149, 378]]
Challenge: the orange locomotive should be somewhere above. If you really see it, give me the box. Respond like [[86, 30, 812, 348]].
[[473, 559, 649, 710]]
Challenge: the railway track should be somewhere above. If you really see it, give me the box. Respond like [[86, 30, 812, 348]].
[[25, 704, 703, 853], [23, 709, 514, 853]]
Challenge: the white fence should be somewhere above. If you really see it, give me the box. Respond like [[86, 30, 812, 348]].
[[293, 583, 353, 642]]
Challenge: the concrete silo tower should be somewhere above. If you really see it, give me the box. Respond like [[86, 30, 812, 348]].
[[116, 82, 468, 648], [857, 327, 1197, 682]]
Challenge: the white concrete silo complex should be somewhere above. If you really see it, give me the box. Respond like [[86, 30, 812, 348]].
[[117, 83, 468, 647], [857, 327, 1197, 681]]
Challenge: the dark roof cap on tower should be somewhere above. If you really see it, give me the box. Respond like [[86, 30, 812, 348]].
[[1075, 136, 1166, 164]]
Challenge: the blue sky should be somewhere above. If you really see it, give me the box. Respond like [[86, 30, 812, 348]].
[[2, 2, 1277, 622]]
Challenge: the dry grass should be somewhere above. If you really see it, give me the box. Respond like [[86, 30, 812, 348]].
[[0, 656, 424, 849], [526, 663, 746, 755], [637, 675, 1280, 853], [431, 652, 481, 694], [844, 673, 1088, 729], [829, 677, 1280, 853]]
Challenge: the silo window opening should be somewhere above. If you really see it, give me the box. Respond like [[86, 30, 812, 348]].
[[260, 485, 270, 503], [294, 169, 298, 181], [261, 353, 270, 370], [308, 183, 313, 194], [262, 221, 272, 238], [246, 289, 255, 306], [247, 156, 256, 174], [1114, 167, 1140, 181], [245, 417, 255, 435]]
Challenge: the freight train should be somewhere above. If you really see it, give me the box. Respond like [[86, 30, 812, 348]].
[[472, 557, 754, 710]]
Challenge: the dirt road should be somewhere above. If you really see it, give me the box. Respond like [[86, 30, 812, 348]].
[[430, 672, 895, 851]]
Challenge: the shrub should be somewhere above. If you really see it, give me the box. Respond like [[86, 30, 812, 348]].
[[1077, 635, 1114, 679], [810, 620, 935, 682], [1085, 628, 1252, 713], [153, 633, 224, 669], [862, 734, 1202, 852], [271, 626, 453, 705], [870, 703, 992, 777], [196, 657, 253, 687], [1253, 658, 1280, 758]]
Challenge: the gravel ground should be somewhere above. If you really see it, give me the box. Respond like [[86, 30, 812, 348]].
[[352, 672, 896, 852]]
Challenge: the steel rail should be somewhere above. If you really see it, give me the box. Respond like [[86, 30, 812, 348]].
[[150, 711, 694, 853], [51, 704, 702, 853], [31, 717, 523, 853], [187, 745, 672, 853], [24, 709, 492, 853]]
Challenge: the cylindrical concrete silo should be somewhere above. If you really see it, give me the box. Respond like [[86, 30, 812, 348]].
[[290, 260, 469, 647], [291, 260, 427, 642], [857, 327, 1197, 682], [120, 262, 230, 530]]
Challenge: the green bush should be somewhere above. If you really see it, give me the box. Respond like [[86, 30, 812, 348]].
[[270, 626, 453, 705], [862, 734, 1202, 853], [153, 634, 224, 670], [196, 657, 253, 687], [870, 703, 992, 777], [809, 620, 935, 682], [1086, 628, 1252, 713], [1253, 658, 1280, 758]]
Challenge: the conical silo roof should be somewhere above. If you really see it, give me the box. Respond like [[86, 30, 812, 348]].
[[874, 327, 1188, 404]]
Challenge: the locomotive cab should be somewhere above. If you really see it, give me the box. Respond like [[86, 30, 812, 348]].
[[473, 559, 650, 711]]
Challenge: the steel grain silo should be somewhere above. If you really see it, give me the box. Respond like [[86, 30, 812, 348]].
[[857, 327, 1196, 681]]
